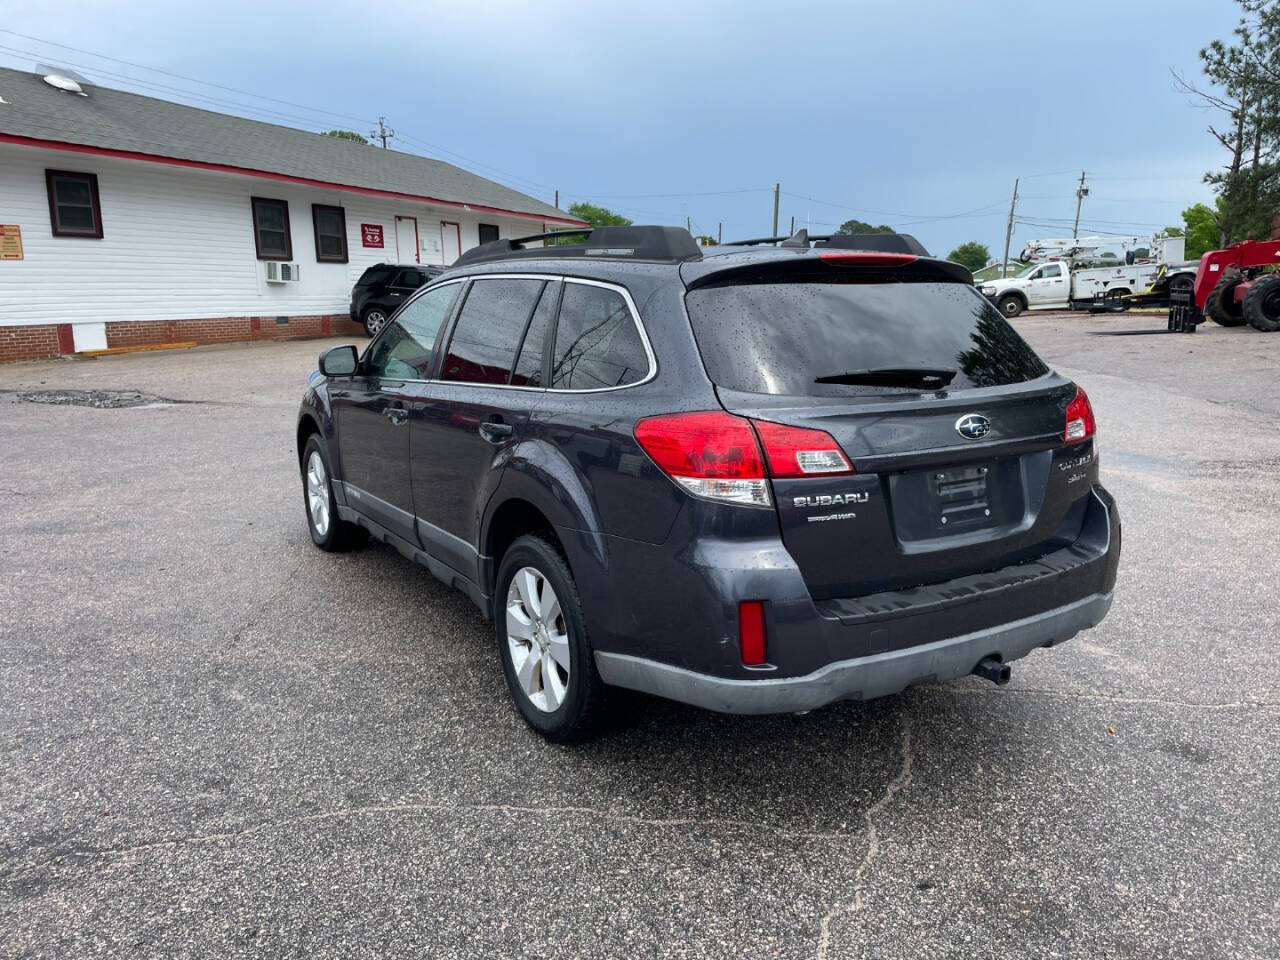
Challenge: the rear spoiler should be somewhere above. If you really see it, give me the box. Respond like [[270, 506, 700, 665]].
[[682, 250, 974, 291]]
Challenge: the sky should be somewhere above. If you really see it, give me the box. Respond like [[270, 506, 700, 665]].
[[1, 0, 1248, 259]]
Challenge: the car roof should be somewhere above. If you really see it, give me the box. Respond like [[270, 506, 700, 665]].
[[438, 226, 971, 289]]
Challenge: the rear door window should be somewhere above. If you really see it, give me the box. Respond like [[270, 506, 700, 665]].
[[510, 282, 559, 387], [395, 269, 426, 290], [358, 266, 395, 287], [442, 278, 545, 385], [550, 283, 649, 390], [685, 281, 1048, 397]]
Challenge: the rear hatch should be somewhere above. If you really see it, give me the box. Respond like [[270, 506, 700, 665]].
[[682, 254, 1093, 600]]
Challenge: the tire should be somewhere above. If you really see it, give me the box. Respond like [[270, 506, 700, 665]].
[[997, 294, 1024, 319], [1242, 274, 1280, 332], [1106, 288, 1130, 312], [300, 434, 367, 551], [362, 306, 390, 338], [495, 535, 607, 742], [1205, 274, 1247, 327], [1169, 274, 1194, 298]]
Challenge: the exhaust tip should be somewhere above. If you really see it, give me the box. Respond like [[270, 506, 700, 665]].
[[973, 656, 1011, 686]]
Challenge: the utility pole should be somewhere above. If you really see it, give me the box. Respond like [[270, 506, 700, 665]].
[[554, 190, 559, 209], [370, 117, 395, 149], [772, 183, 780, 239], [686, 216, 692, 234], [789, 215, 795, 236], [717, 222, 722, 244], [1001, 177, 1020, 279], [1071, 170, 1089, 240]]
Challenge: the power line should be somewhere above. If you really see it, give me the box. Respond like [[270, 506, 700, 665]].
[[0, 44, 363, 129], [0, 28, 375, 125], [780, 191, 1009, 223], [0, 32, 566, 201], [569, 188, 769, 200], [1017, 213, 1172, 228]]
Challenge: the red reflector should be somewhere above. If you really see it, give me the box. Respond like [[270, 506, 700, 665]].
[[739, 601, 766, 665], [634, 411, 765, 479], [752, 419, 854, 478], [1064, 385, 1096, 444], [818, 252, 917, 266]]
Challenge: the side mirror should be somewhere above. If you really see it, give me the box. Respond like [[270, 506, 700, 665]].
[[319, 345, 358, 377]]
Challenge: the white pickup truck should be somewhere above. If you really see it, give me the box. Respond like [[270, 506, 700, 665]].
[[979, 260, 1163, 317]]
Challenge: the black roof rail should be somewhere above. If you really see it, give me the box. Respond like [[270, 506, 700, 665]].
[[721, 229, 931, 257], [719, 235, 791, 247], [454, 225, 703, 267]]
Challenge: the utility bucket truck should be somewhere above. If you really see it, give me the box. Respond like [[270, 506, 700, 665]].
[[978, 235, 1183, 318]]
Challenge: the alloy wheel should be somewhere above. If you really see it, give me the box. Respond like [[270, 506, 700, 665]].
[[306, 451, 330, 536], [505, 566, 570, 712], [365, 310, 388, 335]]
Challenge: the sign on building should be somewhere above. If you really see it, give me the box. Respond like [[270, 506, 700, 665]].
[[0, 225, 22, 260], [361, 223, 384, 248]]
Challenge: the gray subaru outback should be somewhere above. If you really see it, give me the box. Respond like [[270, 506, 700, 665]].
[[297, 226, 1120, 741]]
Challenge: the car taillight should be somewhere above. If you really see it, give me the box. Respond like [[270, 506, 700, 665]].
[[634, 412, 855, 505], [739, 600, 766, 665], [753, 420, 854, 478], [633, 411, 771, 506], [1065, 385, 1096, 444]]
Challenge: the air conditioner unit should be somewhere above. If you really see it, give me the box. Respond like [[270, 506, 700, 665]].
[[264, 261, 300, 283]]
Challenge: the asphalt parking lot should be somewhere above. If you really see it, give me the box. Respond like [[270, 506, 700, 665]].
[[2, 312, 1278, 959]]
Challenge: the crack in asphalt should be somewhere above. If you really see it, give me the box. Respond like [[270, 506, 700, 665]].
[[224, 555, 306, 648], [815, 715, 914, 960], [2, 800, 872, 880]]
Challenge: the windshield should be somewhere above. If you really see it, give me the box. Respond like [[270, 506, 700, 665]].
[[685, 280, 1049, 397]]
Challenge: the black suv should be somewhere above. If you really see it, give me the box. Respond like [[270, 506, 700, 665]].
[[299, 226, 1120, 741], [350, 263, 446, 336]]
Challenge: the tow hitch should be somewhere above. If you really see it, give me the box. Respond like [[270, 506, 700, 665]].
[[972, 656, 1012, 686]]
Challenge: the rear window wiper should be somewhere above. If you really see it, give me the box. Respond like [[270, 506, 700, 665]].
[[814, 366, 957, 388]]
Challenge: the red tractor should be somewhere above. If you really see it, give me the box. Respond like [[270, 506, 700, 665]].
[[1169, 239, 1280, 332]]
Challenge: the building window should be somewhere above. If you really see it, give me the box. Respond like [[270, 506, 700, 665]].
[[251, 197, 292, 260], [478, 223, 500, 245], [312, 204, 348, 263], [45, 170, 103, 238]]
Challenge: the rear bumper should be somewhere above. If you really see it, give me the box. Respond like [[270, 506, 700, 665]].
[[595, 591, 1112, 714], [580, 484, 1119, 714]]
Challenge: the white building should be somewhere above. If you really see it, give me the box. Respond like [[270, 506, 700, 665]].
[[0, 65, 585, 362]]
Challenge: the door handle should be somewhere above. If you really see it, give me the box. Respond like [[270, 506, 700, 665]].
[[479, 419, 514, 442], [384, 407, 409, 426]]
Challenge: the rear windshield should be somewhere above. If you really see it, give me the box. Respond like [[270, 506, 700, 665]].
[[357, 266, 396, 286], [685, 281, 1049, 397]]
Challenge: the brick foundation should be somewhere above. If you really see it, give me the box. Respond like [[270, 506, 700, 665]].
[[0, 314, 365, 363], [0, 325, 63, 364]]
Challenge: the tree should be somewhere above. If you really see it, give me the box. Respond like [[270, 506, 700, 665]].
[[1181, 202, 1223, 258], [567, 202, 632, 228], [835, 218, 893, 235], [325, 129, 369, 144], [1175, 1, 1280, 244], [946, 241, 992, 272]]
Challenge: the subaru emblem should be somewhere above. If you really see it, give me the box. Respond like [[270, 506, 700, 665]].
[[955, 414, 990, 440]]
